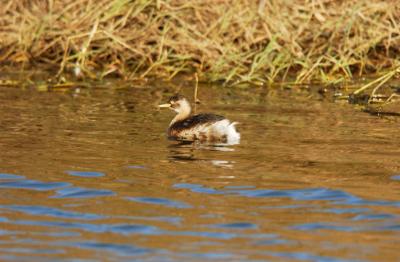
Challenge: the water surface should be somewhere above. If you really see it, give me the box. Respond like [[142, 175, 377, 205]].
[[0, 81, 399, 261]]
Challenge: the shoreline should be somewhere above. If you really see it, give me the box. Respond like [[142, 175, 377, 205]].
[[1, 1, 399, 85]]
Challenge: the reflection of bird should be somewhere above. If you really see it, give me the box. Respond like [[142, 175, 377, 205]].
[[159, 94, 240, 144]]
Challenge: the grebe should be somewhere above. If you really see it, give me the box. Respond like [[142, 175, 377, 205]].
[[159, 94, 240, 144]]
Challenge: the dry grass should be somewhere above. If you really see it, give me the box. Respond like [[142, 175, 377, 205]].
[[1, 0, 400, 85]]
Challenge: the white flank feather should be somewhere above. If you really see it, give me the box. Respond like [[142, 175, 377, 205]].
[[210, 119, 241, 145]]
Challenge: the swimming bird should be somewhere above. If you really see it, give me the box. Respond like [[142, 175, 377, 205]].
[[159, 94, 240, 144]]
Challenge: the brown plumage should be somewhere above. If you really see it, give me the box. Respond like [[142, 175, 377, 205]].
[[159, 95, 240, 144]]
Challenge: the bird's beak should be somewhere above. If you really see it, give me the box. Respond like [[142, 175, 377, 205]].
[[158, 103, 171, 108]]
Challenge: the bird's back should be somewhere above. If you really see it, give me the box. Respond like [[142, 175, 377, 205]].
[[168, 113, 226, 140]]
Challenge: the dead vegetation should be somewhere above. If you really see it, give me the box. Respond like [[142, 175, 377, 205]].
[[1, 0, 400, 86]]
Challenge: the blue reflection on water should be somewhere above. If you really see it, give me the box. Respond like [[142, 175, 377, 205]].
[[173, 183, 222, 194], [268, 251, 357, 262], [223, 185, 256, 190], [213, 222, 258, 230], [293, 223, 356, 232], [0, 179, 70, 191], [7, 219, 160, 235], [173, 182, 400, 233], [0, 173, 25, 180], [322, 208, 371, 214], [53, 187, 115, 198], [0, 205, 104, 220], [126, 197, 192, 209], [173, 183, 400, 208], [127, 165, 148, 169], [352, 213, 396, 221], [67, 241, 153, 256], [175, 230, 237, 240], [233, 187, 359, 202], [255, 239, 290, 245], [0, 173, 114, 200], [0, 229, 19, 236], [66, 171, 105, 178], [0, 215, 283, 242], [391, 175, 400, 181], [32, 231, 81, 237], [183, 252, 233, 260], [0, 247, 65, 255], [0, 170, 397, 260], [377, 224, 400, 230]]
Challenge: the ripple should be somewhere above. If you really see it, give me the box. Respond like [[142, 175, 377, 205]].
[[32, 231, 81, 237], [174, 183, 400, 208], [268, 251, 355, 262], [4, 219, 160, 235], [0, 247, 65, 254], [68, 241, 153, 256], [0, 229, 19, 236], [122, 215, 181, 225], [176, 230, 237, 240], [223, 185, 255, 190], [322, 207, 370, 214], [53, 187, 115, 198], [255, 239, 290, 245], [173, 183, 222, 195], [0, 205, 104, 220], [211, 160, 234, 168], [264, 204, 313, 210], [109, 224, 159, 235], [293, 223, 356, 232], [0, 217, 9, 223], [0, 179, 70, 191], [0, 173, 25, 180], [126, 197, 191, 209], [185, 252, 233, 259], [213, 222, 258, 230], [390, 175, 400, 181], [66, 171, 105, 178], [340, 198, 400, 207], [352, 213, 396, 221], [0, 255, 18, 261], [234, 188, 359, 202], [378, 224, 400, 231], [127, 165, 148, 169]]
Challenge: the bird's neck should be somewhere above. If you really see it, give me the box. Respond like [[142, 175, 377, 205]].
[[169, 106, 191, 127]]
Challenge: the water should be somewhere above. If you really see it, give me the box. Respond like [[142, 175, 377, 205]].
[[0, 80, 399, 261]]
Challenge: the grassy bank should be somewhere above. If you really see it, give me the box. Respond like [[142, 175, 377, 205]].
[[1, 0, 400, 85]]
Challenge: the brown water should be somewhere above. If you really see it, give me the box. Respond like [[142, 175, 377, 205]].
[[0, 81, 399, 261]]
